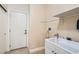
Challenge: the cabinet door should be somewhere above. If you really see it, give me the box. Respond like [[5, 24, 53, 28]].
[[45, 50, 55, 54], [55, 46, 70, 54], [45, 46, 57, 54], [45, 41, 57, 54]]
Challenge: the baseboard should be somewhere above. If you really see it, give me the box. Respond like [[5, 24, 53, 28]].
[[29, 47, 44, 53]]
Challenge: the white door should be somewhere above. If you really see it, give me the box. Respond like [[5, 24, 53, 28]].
[[10, 11, 27, 50]]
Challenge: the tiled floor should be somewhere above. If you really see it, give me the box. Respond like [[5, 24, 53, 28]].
[[5, 48, 45, 54]]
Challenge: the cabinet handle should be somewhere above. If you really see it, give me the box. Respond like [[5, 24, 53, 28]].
[[54, 53, 57, 54], [52, 51, 57, 54], [52, 51, 54, 52]]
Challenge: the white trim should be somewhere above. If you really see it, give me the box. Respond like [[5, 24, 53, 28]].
[[29, 47, 44, 53]]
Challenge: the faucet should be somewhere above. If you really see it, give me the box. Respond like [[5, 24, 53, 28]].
[[54, 33, 59, 39], [54, 33, 59, 43]]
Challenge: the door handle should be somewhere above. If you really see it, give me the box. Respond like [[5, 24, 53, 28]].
[[24, 30, 27, 34]]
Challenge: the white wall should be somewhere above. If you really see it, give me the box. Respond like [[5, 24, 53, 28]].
[[47, 19, 59, 37], [0, 5, 8, 53], [58, 15, 79, 42], [29, 4, 47, 50]]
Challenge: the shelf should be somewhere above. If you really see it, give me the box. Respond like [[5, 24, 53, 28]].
[[54, 7, 79, 18]]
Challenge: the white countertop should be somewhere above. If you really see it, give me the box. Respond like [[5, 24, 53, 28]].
[[46, 37, 79, 54]]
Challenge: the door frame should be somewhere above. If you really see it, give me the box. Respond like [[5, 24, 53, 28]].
[[8, 10, 29, 51]]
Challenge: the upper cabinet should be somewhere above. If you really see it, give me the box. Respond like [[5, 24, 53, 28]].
[[54, 7, 79, 18]]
